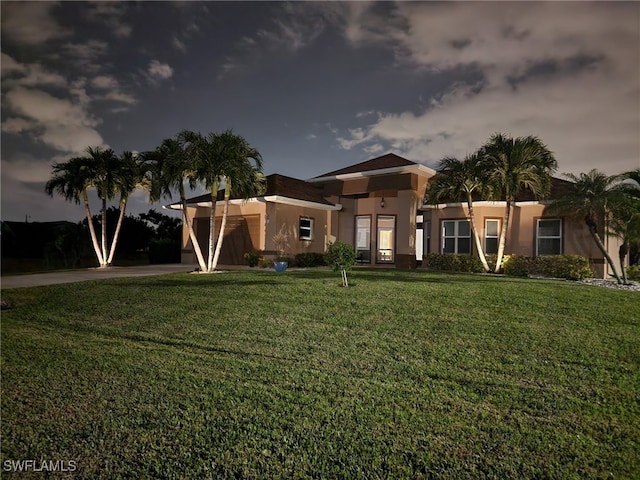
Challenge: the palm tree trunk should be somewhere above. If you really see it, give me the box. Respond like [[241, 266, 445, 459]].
[[211, 178, 230, 272], [83, 190, 104, 266], [587, 223, 622, 284], [619, 240, 629, 284], [100, 197, 108, 267], [181, 196, 207, 272], [207, 179, 219, 272], [106, 197, 127, 265], [467, 195, 490, 273], [494, 200, 511, 273]]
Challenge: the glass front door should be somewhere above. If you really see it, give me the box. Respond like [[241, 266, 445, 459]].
[[376, 215, 395, 263]]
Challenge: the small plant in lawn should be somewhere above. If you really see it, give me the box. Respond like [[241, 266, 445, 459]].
[[325, 241, 357, 287]]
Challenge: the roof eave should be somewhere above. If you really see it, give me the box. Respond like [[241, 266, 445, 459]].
[[307, 164, 436, 183]]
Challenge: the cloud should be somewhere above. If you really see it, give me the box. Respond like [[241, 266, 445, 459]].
[[147, 60, 173, 81], [3, 87, 104, 154], [0, 53, 67, 88], [331, 2, 640, 176], [84, 2, 132, 38], [90, 75, 137, 105], [1, 2, 71, 45], [62, 40, 110, 73]]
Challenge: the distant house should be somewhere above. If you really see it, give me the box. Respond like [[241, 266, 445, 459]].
[[166, 153, 623, 278]]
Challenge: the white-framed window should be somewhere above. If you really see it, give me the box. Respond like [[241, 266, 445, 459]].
[[442, 220, 471, 254], [537, 219, 562, 256], [485, 219, 500, 255], [299, 217, 313, 241]]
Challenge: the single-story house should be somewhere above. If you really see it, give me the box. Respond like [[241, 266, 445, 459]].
[[166, 153, 624, 278]]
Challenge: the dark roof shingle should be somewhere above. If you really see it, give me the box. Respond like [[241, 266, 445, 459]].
[[178, 174, 335, 207], [313, 153, 417, 178]]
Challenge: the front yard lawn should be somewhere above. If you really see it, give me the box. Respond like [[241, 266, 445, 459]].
[[1, 269, 638, 478]]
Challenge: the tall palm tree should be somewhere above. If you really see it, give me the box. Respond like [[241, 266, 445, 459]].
[[210, 136, 265, 272], [480, 133, 557, 273], [191, 130, 265, 272], [545, 169, 623, 284], [610, 168, 640, 283], [46, 156, 104, 266], [145, 133, 208, 272], [426, 153, 492, 272], [105, 151, 148, 265], [186, 130, 225, 272]]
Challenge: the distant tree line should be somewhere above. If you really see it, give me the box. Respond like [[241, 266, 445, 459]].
[[1, 209, 182, 271]]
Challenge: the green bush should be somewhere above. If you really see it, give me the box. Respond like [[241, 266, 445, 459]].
[[502, 255, 531, 277], [325, 242, 357, 287], [257, 257, 272, 268], [627, 264, 640, 281], [243, 252, 260, 267], [533, 255, 593, 280], [294, 252, 326, 268], [423, 253, 484, 273]]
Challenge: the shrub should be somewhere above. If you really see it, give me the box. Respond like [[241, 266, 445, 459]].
[[258, 257, 272, 269], [502, 255, 532, 277], [325, 242, 357, 287], [422, 253, 484, 273], [294, 252, 326, 268], [627, 264, 640, 281], [534, 255, 593, 280], [243, 252, 259, 267]]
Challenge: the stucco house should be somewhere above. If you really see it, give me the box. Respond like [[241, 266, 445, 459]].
[[166, 153, 623, 278]]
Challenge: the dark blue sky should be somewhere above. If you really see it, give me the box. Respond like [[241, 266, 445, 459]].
[[2, 1, 639, 222]]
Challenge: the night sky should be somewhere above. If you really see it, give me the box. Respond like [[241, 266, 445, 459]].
[[2, 1, 639, 223]]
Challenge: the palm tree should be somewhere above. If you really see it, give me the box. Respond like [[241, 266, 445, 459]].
[[186, 130, 225, 272], [209, 133, 265, 271], [610, 168, 640, 283], [480, 133, 558, 273], [82, 146, 122, 265], [426, 153, 492, 272], [105, 151, 148, 265], [545, 169, 624, 284], [191, 130, 265, 272], [144, 133, 208, 272], [46, 156, 105, 266]]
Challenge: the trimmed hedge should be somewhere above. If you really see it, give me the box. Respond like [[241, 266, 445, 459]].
[[423, 253, 484, 273], [424, 253, 593, 280], [625, 264, 640, 281], [502, 255, 532, 277], [294, 252, 326, 268], [533, 255, 593, 280]]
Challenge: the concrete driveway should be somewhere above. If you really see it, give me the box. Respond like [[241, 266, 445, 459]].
[[1, 264, 193, 289]]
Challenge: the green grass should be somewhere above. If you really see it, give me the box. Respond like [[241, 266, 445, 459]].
[[1, 269, 639, 479]]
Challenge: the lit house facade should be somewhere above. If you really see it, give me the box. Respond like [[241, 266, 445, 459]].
[[167, 153, 623, 278]]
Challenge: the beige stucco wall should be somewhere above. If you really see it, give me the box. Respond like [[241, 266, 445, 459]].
[[263, 203, 331, 258], [422, 202, 618, 278]]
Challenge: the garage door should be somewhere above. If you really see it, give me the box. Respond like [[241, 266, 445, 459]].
[[195, 214, 261, 265]]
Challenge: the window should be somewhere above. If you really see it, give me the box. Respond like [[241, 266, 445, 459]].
[[299, 217, 313, 241], [442, 220, 471, 254], [537, 219, 562, 255], [485, 219, 500, 255], [377, 215, 395, 263], [355, 216, 371, 263]]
